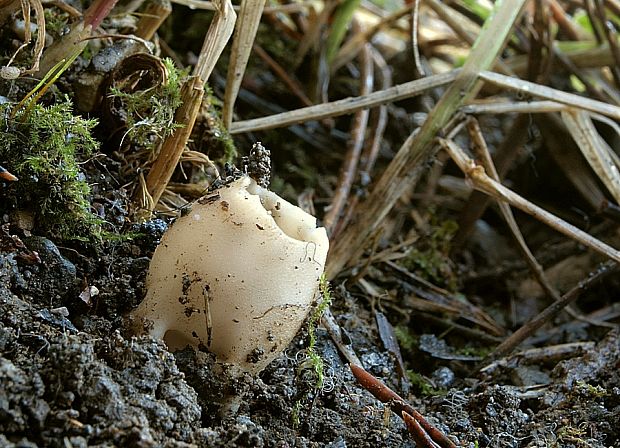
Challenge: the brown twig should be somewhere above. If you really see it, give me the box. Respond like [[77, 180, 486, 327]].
[[324, 38, 373, 235], [481, 260, 618, 364], [0, 165, 18, 181], [349, 364, 456, 448], [440, 137, 620, 263], [252, 43, 313, 107], [140, 0, 235, 213], [142, 76, 204, 212], [402, 411, 442, 448]]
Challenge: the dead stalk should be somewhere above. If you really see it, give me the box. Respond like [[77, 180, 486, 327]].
[[230, 70, 459, 134], [143, 76, 204, 212], [481, 261, 618, 363], [222, 0, 266, 128], [478, 71, 620, 119], [440, 137, 620, 263], [324, 39, 372, 235], [141, 0, 235, 212]]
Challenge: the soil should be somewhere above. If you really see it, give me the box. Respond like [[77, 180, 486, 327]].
[[1, 217, 619, 447]]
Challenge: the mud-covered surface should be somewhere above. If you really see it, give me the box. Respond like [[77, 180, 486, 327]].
[[1, 229, 619, 447]]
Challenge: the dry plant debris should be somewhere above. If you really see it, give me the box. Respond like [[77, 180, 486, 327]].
[[1, 0, 620, 445]]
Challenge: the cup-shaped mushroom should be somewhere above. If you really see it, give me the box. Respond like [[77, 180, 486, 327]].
[[130, 176, 329, 373]]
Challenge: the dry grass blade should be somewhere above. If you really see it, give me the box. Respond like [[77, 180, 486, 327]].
[[138, 0, 237, 214], [461, 100, 567, 114], [230, 70, 459, 134], [439, 138, 620, 263], [326, 0, 528, 278], [20, 0, 45, 74], [467, 119, 563, 304], [478, 71, 620, 118], [170, 0, 310, 13], [506, 42, 616, 75], [140, 0, 235, 214], [222, 0, 266, 128], [561, 109, 620, 205], [142, 76, 204, 213], [194, 0, 236, 82]]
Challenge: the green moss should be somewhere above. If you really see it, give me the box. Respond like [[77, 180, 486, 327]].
[[197, 86, 237, 164], [406, 370, 444, 397], [394, 325, 418, 352], [109, 58, 186, 149], [401, 216, 459, 290], [44, 7, 70, 40], [304, 273, 332, 389], [574, 380, 608, 398], [291, 400, 302, 429], [0, 99, 102, 240], [455, 345, 492, 358], [291, 274, 332, 425]]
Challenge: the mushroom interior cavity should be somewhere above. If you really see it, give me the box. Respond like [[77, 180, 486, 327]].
[[130, 176, 329, 374]]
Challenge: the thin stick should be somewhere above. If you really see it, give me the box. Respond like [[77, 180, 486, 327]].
[[467, 119, 563, 303], [440, 138, 620, 263], [0, 165, 18, 181], [142, 0, 235, 212], [478, 70, 620, 119], [321, 309, 361, 366], [324, 40, 373, 235], [411, 0, 424, 77], [170, 0, 312, 13], [461, 100, 567, 114], [252, 44, 313, 107], [402, 412, 441, 448], [229, 70, 459, 134], [481, 261, 618, 363]]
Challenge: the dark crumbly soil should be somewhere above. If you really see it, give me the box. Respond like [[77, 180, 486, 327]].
[[1, 231, 619, 447]]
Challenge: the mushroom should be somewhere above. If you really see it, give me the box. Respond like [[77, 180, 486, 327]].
[[130, 175, 329, 374]]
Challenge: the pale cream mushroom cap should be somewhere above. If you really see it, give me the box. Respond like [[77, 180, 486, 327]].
[[130, 176, 329, 373]]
